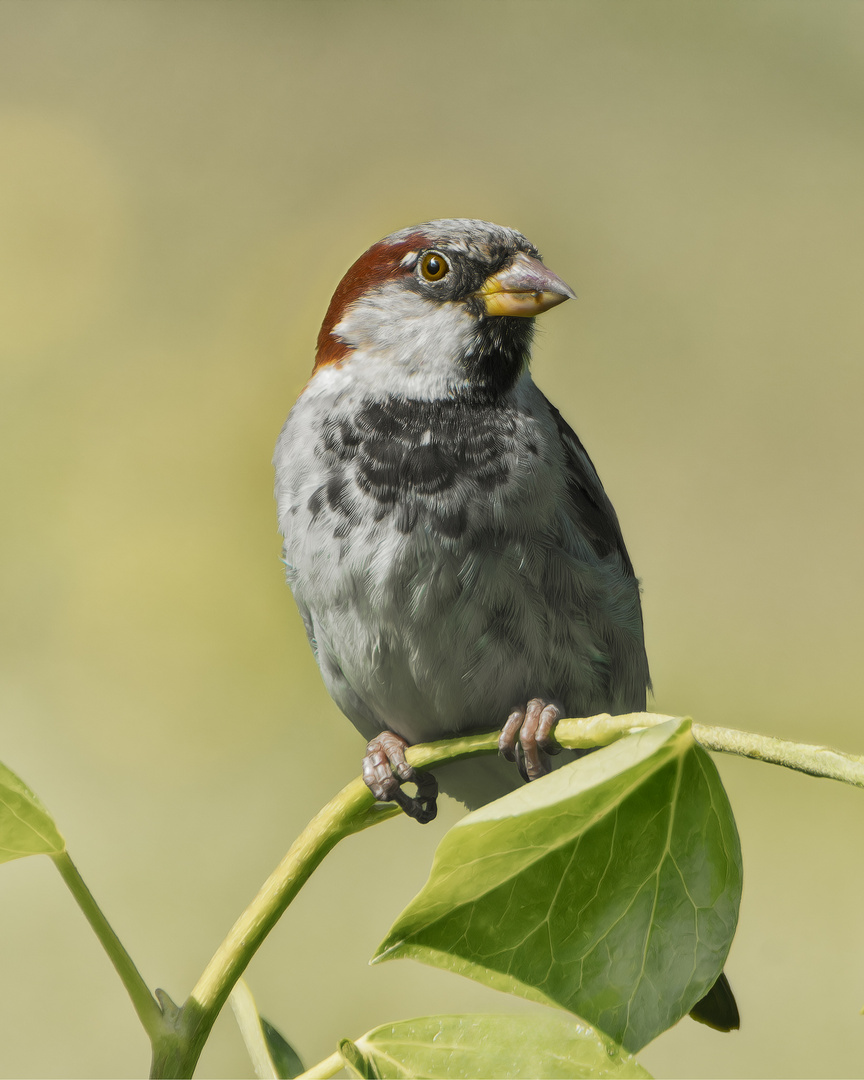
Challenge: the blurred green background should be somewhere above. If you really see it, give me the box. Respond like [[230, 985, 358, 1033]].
[[1, 2, 862, 1076]]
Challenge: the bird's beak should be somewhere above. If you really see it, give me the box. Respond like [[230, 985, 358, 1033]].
[[477, 252, 577, 317]]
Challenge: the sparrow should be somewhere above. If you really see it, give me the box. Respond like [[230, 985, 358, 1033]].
[[275, 218, 651, 806], [273, 218, 737, 1031]]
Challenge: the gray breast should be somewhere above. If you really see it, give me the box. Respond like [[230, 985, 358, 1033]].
[[276, 383, 647, 796]]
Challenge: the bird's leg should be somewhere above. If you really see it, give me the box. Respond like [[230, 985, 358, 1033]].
[[363, 731, 438, 824], [498, 698, 563, 781]]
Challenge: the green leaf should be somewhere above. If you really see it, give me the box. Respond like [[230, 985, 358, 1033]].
[[230, 978, 305, 1078], [373, 720, 741, 1053], [340, 1037, 378, 1079], [261, 1018, 305, 1079], [346, 1014, 651, 1079], [0, 760, 65, 863]]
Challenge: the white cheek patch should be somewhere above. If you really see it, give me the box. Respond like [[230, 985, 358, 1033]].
[[332, 284, 478, 399]]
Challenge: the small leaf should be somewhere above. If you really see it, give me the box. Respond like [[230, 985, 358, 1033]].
[[261, 1018, 305, 1079], [230, 979, 305, 1079], [340, 1037, 379, 1079], [349, 1013, 651, 1079], [0, 760, 65, 863], [373, 720, 741, 1053]]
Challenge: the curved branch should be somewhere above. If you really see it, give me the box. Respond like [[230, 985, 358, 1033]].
[[163, 713, 864, 1076], [549, 713, 864, 789]]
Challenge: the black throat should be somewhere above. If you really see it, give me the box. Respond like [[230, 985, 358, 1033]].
[[462, 314, 534, 403]]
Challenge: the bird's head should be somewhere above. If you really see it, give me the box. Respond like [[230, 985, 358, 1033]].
[[314, 219, 575, 400]]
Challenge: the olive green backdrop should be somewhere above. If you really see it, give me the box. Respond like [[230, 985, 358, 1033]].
[[1, 2, 862, 1077]]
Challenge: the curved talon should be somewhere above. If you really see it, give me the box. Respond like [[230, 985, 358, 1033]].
[[363, 732, 438, 824], [391, 771, 438, 824]]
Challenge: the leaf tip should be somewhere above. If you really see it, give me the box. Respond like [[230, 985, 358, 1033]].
[[369, 938, 404, 966]]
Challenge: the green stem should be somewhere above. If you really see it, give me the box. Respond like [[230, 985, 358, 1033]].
[[159, 712, 864, 1076], [546, 712, 864, 788], [51, 851, 165, 1041], [689, 720, 864, 786], [171, 781, 394, 1074], [296, 1050, 344, 1079]]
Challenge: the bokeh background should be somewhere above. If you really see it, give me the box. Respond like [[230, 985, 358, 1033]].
[[1, 2, 863, 1077]]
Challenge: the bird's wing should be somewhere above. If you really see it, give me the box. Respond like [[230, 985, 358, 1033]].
[[542, 395, 636, 577], [539, 392, 651, 707]]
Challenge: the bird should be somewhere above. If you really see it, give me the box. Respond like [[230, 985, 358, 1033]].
[[273, 218, 737, 1031]]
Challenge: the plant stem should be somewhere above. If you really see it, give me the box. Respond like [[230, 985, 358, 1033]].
[[172, 779, 383, 1074], [689, 721, 864, 786], [296, 1050, 344, 1079], [544, 712, 864, 788], [161, 712, 864, 1076], [51, 851, 165, 1040]]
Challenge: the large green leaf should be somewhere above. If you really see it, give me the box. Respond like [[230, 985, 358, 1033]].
[[0, 760, 65, 863], [373, 720, 741, 1052], [340, 1014, 651, 1079]]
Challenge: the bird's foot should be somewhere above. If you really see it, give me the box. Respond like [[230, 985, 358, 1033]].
[[363, 731, 438, 824], [498, 698, 563, 781]]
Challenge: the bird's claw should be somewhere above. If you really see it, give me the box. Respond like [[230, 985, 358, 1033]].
[[363, 732, 438, 824], [363, 731, 414, 800], [389, 770, 438, 824], [498, 698, 562, 781]]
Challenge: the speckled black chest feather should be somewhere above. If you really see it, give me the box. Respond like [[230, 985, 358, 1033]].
[[310, 396, 522, 540]]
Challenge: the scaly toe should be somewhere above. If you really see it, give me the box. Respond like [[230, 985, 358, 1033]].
[[362, 731, 438, 824], [498, 708, 526, 761], [536, 703, 562, 755], [500, 698, 563, 781]]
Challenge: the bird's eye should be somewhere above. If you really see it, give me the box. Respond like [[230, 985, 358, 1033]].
[[419, 251, 450, 282]]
